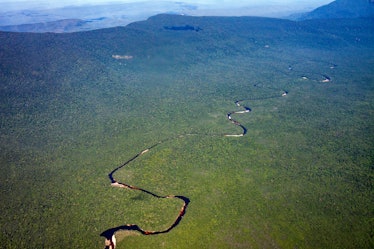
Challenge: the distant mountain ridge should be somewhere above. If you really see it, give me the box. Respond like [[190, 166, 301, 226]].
[[0, 1, 198, 33], [296, 0, 374, 20], [1, 0, 373, 33], [0, 19, 87, 33], [0, 1, 338, 33]]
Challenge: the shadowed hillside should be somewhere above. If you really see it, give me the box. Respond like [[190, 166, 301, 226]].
[[297, 0, 374, 20]]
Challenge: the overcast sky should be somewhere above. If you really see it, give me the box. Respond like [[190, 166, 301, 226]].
[[1, 0, 334, 11]]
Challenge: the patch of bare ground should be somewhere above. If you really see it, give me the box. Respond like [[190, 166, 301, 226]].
[[115, 230, 140, 243]]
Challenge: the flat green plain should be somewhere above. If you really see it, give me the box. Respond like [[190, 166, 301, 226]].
[[0, 15, 373, 248]]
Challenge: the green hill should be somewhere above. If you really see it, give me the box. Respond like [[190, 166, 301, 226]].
[[0, 15, 373, 249]]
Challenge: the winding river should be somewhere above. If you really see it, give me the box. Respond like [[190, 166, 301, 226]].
[[100, 63, 334, 249]]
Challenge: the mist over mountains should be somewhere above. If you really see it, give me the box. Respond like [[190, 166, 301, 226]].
[[0, 1, 198, 32], [1, 0, 368, 33]]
